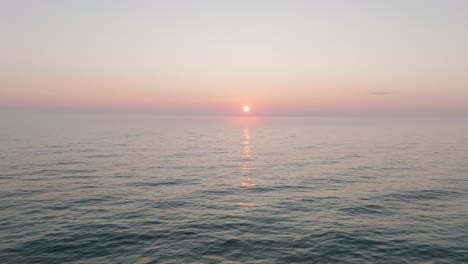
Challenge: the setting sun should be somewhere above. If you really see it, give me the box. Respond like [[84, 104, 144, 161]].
[[243, 106, 250, 113]]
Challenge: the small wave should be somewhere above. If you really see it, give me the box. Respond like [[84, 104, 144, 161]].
[[129, 179, 198, 187], [35, 169, 97, 176], [339, 203, 396, 216], [86, 154, 120, 158], [381, 189, 463, 202]]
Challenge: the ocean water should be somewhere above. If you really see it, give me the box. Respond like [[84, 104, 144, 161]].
[[1, 113, 467, 263]]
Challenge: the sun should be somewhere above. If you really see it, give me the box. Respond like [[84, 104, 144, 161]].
[[243, 105, 250, 113]]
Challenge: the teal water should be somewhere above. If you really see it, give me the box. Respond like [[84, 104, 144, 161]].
[[1, 113, 467, 263]]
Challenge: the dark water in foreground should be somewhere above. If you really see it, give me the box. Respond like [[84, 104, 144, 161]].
[[1, 113, 467, 263]]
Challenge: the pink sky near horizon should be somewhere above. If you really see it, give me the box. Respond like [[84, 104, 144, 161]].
[[2, 1, 468, 115]]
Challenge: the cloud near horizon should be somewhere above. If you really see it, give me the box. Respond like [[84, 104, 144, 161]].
[[370, 92, 393, 95]]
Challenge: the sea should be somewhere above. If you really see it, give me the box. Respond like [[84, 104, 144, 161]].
[[1, 112, 467, 263]]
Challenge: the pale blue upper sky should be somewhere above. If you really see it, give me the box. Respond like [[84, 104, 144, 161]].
[[2, 0, 468, 114]]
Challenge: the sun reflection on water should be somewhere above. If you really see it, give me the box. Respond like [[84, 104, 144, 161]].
[[239, 126, 256, 208], [237, 202, 254, 207], [241, 127, 255, 188]]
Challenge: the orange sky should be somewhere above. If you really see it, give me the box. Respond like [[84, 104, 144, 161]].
[[1, 1, 468, 115]]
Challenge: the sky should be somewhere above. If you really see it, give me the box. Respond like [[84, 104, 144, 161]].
[[1, 0, 468, 115]]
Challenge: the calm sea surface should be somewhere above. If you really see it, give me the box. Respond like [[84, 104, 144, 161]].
[[1, 113, 467, 263]]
